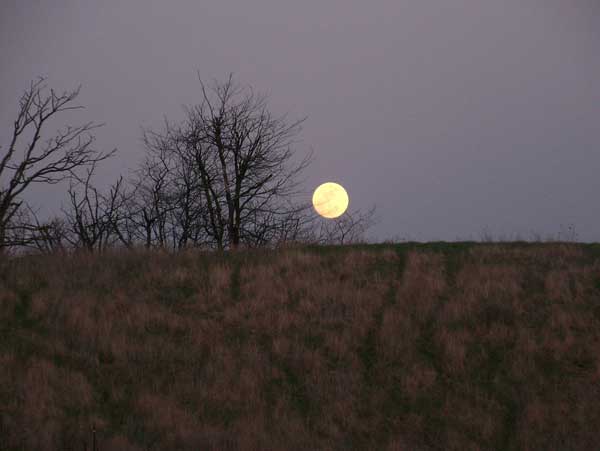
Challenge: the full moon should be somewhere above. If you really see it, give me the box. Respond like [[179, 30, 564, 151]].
[[312, 182, 349, 219]]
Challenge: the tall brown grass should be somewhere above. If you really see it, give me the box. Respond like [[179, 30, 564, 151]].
[[1, 243, 599, 450]]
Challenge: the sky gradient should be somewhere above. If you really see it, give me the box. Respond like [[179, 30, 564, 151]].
[[1, 0, 599, 242]]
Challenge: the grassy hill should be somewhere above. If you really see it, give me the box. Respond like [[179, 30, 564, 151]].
[[1, 242, 600, 450]]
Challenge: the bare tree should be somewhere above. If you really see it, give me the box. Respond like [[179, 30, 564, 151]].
[[120, 130, 188, 250], [146, 73, 313, 250], [62, 163, 128, 252], [145, 126, 208, 249], [0, 77, 115, 253], [5, 204, 68, 254], [311, 206, 378, 245], [125, 162, 169, 249]]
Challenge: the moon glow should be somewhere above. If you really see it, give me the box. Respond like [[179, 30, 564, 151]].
[[312, 182, 349, 219]]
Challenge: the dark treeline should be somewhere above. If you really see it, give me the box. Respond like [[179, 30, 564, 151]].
[[0, 74, 376, 256]]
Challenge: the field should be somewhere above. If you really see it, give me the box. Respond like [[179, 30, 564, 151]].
[[1, 242, 600, 450]]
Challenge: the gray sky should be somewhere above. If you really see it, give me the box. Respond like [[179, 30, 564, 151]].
[[1, 0, 599, 242]]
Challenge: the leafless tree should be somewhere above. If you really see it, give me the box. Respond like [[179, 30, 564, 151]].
[[142, 126, 208, 249], [118, 130, 192, 250], [61, 163, 128, 252], [32, 216, 68, 254], [5, 204, 68, 254], [125, 144, 172, 249], [0, 77, 115, 253], [146, 73, 313, 250], [310, 206, 378, 245]]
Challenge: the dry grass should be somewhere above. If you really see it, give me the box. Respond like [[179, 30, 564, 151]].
[[1, 242, 600, 450]]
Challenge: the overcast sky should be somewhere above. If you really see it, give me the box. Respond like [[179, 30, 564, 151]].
[[1, 0, 599, 242]]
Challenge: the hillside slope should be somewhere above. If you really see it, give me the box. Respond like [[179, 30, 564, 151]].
[[1, 243, 600, 450]]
